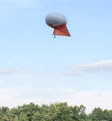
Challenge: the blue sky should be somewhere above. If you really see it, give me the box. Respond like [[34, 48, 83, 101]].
[[0, 0, 112, 112]]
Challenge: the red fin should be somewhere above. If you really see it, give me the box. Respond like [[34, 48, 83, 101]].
[[53, 24, 71, 36]]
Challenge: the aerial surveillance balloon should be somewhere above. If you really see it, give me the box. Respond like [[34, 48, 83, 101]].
[[45, 13, 71, 37]]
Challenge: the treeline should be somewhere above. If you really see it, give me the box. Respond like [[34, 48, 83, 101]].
[[0, 102, 112, 121]]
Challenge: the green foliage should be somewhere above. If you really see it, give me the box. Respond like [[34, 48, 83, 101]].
[[0, 103, 111, 121], [89, 108, 112, 121]]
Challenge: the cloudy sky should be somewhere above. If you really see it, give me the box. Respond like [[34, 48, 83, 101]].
[[0, 0, 112, 112]]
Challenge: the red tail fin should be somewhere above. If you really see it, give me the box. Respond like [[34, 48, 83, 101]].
[[53, 24, 70, 36]]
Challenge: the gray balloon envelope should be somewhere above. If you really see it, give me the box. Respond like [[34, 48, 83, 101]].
[[45, 13, 67, 27]]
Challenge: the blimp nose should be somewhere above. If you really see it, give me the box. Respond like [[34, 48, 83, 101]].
[[45, 13, 67, 26]]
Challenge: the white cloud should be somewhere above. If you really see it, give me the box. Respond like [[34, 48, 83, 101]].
[[0, 87, 112, 113], [60, 72, 80, 76], [0, 69, 24, 76], [60, 90, 112, 113], [0, 70, 19, 75], [72, 60, 112, 72], [60, 88, 76, 93]]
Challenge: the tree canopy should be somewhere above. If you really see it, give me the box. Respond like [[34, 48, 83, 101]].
[[0, 102, 111, 121]]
